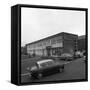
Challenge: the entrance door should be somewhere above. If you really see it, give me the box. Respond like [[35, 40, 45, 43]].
[[46, 46, 51, 56]]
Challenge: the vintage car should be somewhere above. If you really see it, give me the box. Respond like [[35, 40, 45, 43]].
[[27, 59, 64, 79], [60, 53, 73, 61]]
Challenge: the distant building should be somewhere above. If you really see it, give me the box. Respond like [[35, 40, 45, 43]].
[[21, 46, 27, 55], [78, 35, 86, 51], [26, 32, 78, 56]]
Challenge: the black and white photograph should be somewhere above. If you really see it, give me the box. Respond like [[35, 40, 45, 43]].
[[20, 5, 87, 84], [0, 0, 90, 89]]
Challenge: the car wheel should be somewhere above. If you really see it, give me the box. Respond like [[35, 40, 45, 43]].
[[37, 73, 42, 79], [28, 73, 32, 78]]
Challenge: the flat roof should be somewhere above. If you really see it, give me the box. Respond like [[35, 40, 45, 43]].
[[26, 32, 78, 46], [78, 35, 85, 39]]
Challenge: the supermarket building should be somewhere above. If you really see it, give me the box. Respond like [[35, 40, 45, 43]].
[[26, 32, 78, 57]]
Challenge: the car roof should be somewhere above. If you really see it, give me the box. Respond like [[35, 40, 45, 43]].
[[37, 59, 54, 65]]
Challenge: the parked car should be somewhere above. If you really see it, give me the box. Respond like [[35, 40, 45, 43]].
[[75, 51, 83, 58], [27, 59, 64, 79], [60, 53, 73, 61]]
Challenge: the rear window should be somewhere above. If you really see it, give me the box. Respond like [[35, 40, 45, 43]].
[[39, 61, 54, 68]]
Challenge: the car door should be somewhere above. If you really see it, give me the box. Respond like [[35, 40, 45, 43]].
[[41, 63, 59, 76]]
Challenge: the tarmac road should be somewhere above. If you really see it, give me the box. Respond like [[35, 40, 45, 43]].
[[21, 57, 86, 83]]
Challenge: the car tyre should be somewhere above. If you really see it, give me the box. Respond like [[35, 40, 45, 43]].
[[28, 73, 33, 79], [37, 73, 42, 79]]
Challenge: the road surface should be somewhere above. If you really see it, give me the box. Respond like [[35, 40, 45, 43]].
[[21, 57, 86, 83]]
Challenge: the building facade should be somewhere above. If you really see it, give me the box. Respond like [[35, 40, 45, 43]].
[[26, 32, 78, 57], [78, 35, 86, 51]]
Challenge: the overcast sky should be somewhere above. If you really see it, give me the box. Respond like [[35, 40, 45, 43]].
[[21, 7, 85, 46]]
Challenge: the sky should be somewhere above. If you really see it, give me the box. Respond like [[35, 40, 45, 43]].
[[21, 7, 85, 46]]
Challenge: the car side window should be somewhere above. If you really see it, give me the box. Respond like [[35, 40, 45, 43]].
[[39, 61, 54, 68], [47, 61, 54, 66], [39, 63, 48, 68]]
